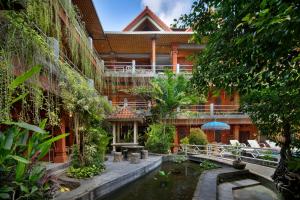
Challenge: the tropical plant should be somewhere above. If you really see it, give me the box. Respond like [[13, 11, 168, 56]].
[[145, 123, 175, 154], [0, 120, 68, 199], [188, 128, 208, 145], [176, 0, 300, 197]]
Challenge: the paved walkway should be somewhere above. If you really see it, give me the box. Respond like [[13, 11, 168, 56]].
[[189, 154, 275, 181], [55, 155, 162, 200]]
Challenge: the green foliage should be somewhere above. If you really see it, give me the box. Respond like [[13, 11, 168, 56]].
[[151, 70, 205, 119], [145, 123, 175, 154], [199, 160, 218, 170], [67, 164, 105, 179], [177, 0, 300, 196], [180, 136, 189, 145], [188, 128, 208, 145], [0, 120, 68, 199], [261, 150, 274, 161], [170, 155, 187, 164]]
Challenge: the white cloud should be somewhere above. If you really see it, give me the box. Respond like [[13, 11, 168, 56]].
[[141, 0, 193, 26]]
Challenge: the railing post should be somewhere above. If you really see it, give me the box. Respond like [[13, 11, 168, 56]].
[[176, 63, 180, 74], [185, 144, 187, 156], [132, 60, 136, 74], [210, 103, 214, 116]]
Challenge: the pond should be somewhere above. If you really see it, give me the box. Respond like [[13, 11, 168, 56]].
[[100, 161, 203, 200]]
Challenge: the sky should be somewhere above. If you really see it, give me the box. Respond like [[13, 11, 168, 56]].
[[92, 0, 194, 31]]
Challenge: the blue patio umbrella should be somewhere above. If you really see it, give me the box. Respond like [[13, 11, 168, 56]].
[[201, 121, 230, 130]]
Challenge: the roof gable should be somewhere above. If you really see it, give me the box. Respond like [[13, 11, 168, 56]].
[[123, 6, 172, 32]]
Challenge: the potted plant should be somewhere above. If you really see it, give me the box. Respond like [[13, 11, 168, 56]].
[[232, 145, 246, 169]]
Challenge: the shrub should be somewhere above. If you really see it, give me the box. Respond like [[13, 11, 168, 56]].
[[199, 160, 219, 170], [67, 164, 105, 179], [145, 123, 175, 154], [188, 128, 208, 145], [180, 136, 189, 145]]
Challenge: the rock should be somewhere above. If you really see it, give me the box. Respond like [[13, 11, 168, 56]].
[[113, 152, 122, 162], [130, 153, 140, 164], [141, 150, 148, 159]]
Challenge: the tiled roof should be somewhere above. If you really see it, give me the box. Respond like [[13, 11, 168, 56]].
[[107, 106, 143, 122]]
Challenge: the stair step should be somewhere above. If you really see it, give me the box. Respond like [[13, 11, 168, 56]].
[[218, 179, 260, 200]]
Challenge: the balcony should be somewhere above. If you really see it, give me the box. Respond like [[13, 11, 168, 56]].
[[104, 61, 192, 77], [112, 101, 248, 120]]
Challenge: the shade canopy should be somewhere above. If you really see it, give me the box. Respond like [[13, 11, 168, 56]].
[[201, 121, 230, 130]]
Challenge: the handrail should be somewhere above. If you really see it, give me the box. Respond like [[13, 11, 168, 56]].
[[179, 144, 279, 167], [104, 62, 193, 75], [112, 102, 244, 115]]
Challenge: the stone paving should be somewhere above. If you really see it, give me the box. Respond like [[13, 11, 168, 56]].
[[55, 155, 162, 200]]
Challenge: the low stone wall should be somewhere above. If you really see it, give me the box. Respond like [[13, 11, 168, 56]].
[[55, 156, 162, 200]]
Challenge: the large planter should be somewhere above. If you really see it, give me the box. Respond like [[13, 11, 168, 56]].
[[232, 160, 246, 170]]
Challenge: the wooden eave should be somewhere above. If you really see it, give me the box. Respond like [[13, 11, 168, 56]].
[[94, 31, 201, 55], [72, 0, 105, 39]]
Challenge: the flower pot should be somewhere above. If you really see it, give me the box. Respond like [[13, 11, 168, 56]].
[[232, 160, 246, 169]]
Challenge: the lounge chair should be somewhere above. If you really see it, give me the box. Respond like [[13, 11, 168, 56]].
[[229, 140, 246, 147], [266, 140, 281, 151], [247, 140, 280, 161], [247, 140, 267, 148]]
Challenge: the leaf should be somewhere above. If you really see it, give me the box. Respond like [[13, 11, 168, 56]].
[[4, 121, 47, 134], [20, 184, 29, 194], [39, 119, 47, 130], [0, 193, 10, 199], [9, 155, 30, 164], [37, 133, 68, 159], [16, 162, 26, 182], [4, 128, 14, 150], [29, 165, 44, 183], [8, 65, 42, 91], [9, 92, 29, 105]]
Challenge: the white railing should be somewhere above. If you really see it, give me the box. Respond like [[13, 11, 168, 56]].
[[180, 104, 242, 115], [113, 102, 245, 116], [112, 101, 150, 110], [104, 60, 193, 75], [179, 144, 279, 167]]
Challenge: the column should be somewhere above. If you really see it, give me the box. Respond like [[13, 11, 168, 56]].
[[233, 125, 240, 141], [171, 44, 178, 73], [116, 122, 120, 143], [112, 123, 116, 151], [54, 117, 68, 163], [151, 38, 156, 73], [234, 92, 240, 105], [133, 121, 138, 144]]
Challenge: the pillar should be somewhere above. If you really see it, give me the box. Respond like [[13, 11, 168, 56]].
[[54, 117, 68, 163], [133, 121, 138, 144], [112, 123, 116, 151], [233, 92, 240, 105], [116, 122, 120, 143], [171, 44, 178, 73], [151, 38, 156, 73], [233, 125, 240, 141]]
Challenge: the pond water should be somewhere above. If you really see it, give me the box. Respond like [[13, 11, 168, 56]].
[[100, 161, 203, 200]]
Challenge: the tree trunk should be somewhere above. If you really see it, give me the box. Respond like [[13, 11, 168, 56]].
[[272, 122, 297, 199]]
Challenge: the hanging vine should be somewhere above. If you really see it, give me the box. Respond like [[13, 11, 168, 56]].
[[0, 0, 108, 124]]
